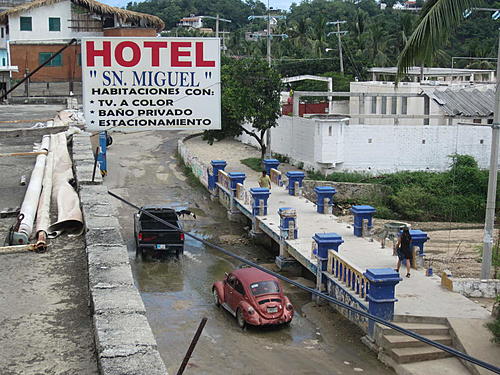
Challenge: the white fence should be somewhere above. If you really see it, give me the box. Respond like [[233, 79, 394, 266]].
[[237, 117, 497, 173]]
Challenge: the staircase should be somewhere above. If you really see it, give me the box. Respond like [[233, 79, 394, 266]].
[[373, 315, 472, 375]]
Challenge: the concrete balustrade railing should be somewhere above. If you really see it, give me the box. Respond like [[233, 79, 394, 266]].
[[270, 168, 282, 186], [327, 250, 370, 299], [235, 183, 252, 205], [218, 170, 231, 191]]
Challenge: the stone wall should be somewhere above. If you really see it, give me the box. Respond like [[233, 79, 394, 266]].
[[302, 180, 391, 203], [177, 135, 209, 188], [72, 134, 168, 375], [451, 278, 500, 299]]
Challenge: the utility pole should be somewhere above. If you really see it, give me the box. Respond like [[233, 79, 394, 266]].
[[481, 30, 500, 279], [462, 8, 500, 279], [248, 3, 287, 158], [327, 20, 347, 75], [199, 15, 231, 49]]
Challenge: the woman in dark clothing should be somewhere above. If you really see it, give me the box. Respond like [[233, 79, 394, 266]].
[[395, 227, 412, 278]]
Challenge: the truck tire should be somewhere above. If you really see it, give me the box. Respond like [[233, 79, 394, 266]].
[[135, 244, 143, 259]]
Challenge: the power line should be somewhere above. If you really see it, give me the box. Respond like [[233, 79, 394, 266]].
[[108, 190, 500, 375]]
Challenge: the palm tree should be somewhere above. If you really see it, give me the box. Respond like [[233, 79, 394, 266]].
[[396, 0, 478, 79]]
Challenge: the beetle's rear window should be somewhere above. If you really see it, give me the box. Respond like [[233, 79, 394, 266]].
[[249, 281, 280, 296]]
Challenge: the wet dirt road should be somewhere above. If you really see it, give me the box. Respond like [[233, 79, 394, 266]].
[[105, 131, 392, 375]]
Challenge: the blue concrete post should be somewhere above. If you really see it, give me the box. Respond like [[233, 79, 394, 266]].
[[314, 186, 337, 214], [364, 268, 401, 337], [210, 160, 227, 189], [98, 131, 107, 176], [263, 159, 280, 175], [250, 188, 270, 216], [408, 229, 429, 256], [278, 207, 297, 239], [350, 205, 376, 237], [228, 172, 246, 192], [403, 229, 430, 268], [285, 171, 305, 196], [313, 233, 344, 293]]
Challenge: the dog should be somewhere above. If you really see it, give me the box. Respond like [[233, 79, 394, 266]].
[[176, 209, 197, 219]]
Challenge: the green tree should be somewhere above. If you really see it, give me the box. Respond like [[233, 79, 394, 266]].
[[203, 57, 283, 158], [396, 0, 480, 78]]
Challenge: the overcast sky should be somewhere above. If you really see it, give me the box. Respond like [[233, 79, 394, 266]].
[[100, 0, 297, 12]]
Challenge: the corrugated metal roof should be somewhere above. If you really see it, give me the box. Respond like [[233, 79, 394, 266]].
[[423, 88, 495, 117]]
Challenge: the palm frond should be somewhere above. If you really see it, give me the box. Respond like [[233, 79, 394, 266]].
[[396, 0, 480, 81]]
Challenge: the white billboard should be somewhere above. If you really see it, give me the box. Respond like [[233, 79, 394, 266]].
[[82, 37, 221, 131]]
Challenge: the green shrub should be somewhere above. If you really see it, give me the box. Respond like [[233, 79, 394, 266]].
[[241, 157, 262, 172], [305, 154, 493, 223], [486, 296, 500, 343]]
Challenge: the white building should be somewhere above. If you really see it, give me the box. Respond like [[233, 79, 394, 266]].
[[349, 81, 494, 126], [178, 15, 204, 29]]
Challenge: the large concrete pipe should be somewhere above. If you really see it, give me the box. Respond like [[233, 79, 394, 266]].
[[15, 135, 50, 244], [35, 134, 55, 251], [48, 132, 83, 236]]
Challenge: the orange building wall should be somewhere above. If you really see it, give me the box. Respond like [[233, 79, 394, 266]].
[[10, 44, 81, 82], [10, 28, 157, 82]]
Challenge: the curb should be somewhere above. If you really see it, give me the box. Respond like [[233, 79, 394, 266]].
[[72, 133, 168, 375]]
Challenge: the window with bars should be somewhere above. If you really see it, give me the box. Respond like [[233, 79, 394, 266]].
[[39, 52, 62, 67], [401, 97, 408, 115], [371, 96, 377, 114], [49, 17, 61, 31], [20, 17, 32, 31], [391, 97, 397, 114]]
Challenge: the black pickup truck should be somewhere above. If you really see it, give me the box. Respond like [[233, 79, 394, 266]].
[[134, 205, 185, 258]]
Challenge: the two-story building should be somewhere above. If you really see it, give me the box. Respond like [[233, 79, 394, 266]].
[[0, 0, 164, 82]]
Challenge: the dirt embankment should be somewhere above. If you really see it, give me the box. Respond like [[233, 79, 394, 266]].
[[338, 215, 496, 278]]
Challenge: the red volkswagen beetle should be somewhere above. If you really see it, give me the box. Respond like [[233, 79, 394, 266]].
[[212, 267, 294, 328]]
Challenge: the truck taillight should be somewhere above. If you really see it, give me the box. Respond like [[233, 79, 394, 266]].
[[138, 232, 143, 240], [180, 233, 185, 241]]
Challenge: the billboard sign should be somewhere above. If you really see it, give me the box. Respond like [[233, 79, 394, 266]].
[[82, 37, 221, 131]]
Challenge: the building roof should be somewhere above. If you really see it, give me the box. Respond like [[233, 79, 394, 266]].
[[423, 87, 495, 117], [368, 66, 495, 76], [0, 0, 165, 31]]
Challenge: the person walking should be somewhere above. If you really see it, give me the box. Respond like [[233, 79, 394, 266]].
[[395, 227, 412, 278], [258, 170, 272, 189]]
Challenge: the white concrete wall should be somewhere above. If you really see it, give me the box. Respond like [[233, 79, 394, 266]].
[[237, 116, 495, 173], [9, 1, 102, 42]]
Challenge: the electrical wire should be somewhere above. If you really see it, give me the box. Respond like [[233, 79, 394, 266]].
[[108, 190, 500, 374]]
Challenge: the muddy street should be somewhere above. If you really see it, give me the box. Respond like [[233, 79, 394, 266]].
[[105, 131, 392, 375]]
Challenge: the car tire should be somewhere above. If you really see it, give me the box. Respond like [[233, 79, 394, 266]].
[[236, 309, 246, 329], [213, 289, 220, 307], [135, 243, 142, 258]]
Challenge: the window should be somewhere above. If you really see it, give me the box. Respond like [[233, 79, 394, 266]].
[[401, 97, 408, 115], [1, 58, 5, 66], [39, 52, 62, 67], [381, 96, 387, 114], [422, 139, 426, 144], [77, 53, 81, 66], [473, 119, 482, 124], [488, 119, 494, 124], [1, 28, 4, 38], [20, 17, 32, 31], [480, 139, 484, 144], [234, 280, 245, 295], [48, 17, 60, 31], [249, 281, 279, 296], [391, 97, 397, 114], [328, 126, 332, 136], [371, 96, 377, 114]]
